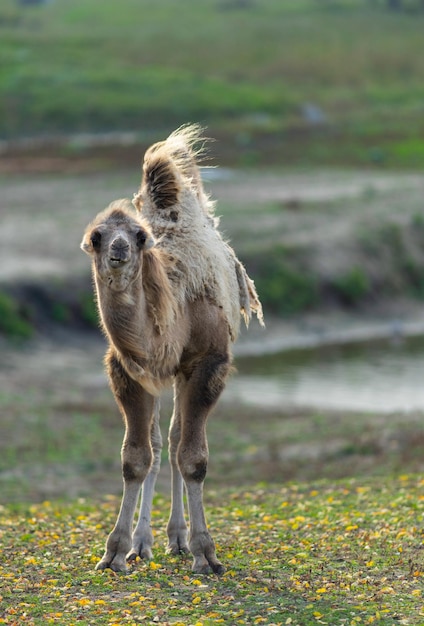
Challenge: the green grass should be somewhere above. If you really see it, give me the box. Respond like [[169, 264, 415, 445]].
[[2, 0, 424, 166], [1, 475, 423, 625]]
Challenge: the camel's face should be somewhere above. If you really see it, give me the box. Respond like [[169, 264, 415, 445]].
[[81, 204, 154, 292]]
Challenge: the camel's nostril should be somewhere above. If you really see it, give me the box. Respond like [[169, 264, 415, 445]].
[[111, 238, 129, 252]]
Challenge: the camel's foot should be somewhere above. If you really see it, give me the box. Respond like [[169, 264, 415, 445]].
[[190, 531, 225, 576], [167, 524, 190, 556], [127, 527, 154, 562], [95, 552, 128, 573], [127, 546, 154, 562], [95, 531, 131, 573]]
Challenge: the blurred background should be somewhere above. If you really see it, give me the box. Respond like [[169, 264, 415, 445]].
[[2, 0, 424, 503]]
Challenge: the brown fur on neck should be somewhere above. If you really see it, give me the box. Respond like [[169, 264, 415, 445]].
[[142, 247, 179, 334], [98, 245, 178, 342], [96, 244, 180, 394]]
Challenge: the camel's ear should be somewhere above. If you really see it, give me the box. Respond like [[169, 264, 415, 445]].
[[132, 192, 142, 211], [80, 229, 101, 255], [136, 228, 155, 251], [80, 234, 93, 255]]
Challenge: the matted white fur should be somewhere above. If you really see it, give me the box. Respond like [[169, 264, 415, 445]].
[[133, 124, 264, 340]]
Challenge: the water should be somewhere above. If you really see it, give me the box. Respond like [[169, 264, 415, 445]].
[[229, 335, 424, 414]]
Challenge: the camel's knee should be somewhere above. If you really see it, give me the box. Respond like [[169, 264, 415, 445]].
[[121, 442, 152, 482], [180, 459, 208, 483], [178, 447, 208, 483]]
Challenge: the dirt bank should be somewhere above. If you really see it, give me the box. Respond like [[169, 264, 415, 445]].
[[2, 166, 424, 341], [1, 167, 424, 282]]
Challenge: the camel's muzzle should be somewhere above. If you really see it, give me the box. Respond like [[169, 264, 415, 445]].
[[109, 236, 130, 267]]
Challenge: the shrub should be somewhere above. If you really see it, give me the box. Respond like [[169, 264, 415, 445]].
[[0, 291, 33, 339], [248, 245, 318, 315], [333, 266, 371, 305]]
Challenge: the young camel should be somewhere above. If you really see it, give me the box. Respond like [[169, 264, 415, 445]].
[[81, 125, 264, 575]]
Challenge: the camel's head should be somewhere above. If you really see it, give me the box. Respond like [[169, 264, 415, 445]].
[[81, 199, 154, 292]]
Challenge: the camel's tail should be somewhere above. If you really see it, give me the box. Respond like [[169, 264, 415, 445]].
[[134, 123, 209, 211], [235, 259, 265, 328]]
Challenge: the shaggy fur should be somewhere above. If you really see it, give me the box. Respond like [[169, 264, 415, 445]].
[[81, 125, 264, 575], [133, 124, 264, 338]]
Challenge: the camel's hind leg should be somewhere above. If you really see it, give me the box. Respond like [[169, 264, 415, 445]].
[[176, 353, 230, 575], [167, 382, 189, 556], [128, 397, 162, 562], [96, 352, 155, 572]]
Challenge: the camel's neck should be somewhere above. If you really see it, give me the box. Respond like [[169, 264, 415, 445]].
[[95, 275, 152, 364]]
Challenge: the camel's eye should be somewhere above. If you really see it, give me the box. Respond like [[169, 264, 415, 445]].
[[91, 231, 102, 250], [136, 229, 147, 249]]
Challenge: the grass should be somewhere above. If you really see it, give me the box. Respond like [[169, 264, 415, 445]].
[[2, 0, 424, 166], [1, 475, 423, 625]]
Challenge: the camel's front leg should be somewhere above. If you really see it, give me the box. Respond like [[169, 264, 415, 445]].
[[127, 398, 162, 562], [177, 353, 230, 575], [96, 353, 155, 572]]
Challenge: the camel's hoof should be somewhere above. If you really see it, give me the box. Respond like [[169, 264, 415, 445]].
[[192, 555, 225, 576], [127, 546, 153, 562], [95, 556, 128, 574], [167, 543, 190, 557], [211, 562, 225, 576], [193, 562, 213, 575]]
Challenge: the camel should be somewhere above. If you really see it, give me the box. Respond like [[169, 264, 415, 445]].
[[81, 125, 264, 575]]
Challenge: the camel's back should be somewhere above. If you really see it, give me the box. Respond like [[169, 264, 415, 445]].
[[133, 125, 264, 340], [142, 186, 242, 341]]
